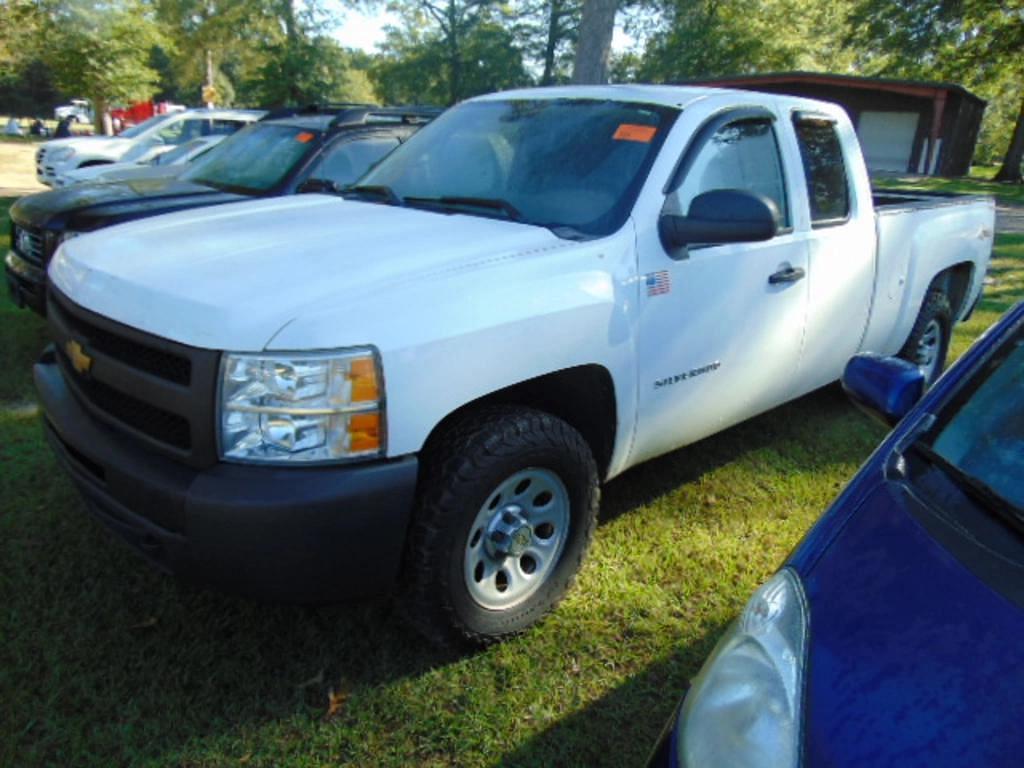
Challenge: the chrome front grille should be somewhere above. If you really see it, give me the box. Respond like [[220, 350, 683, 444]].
[[11, 222, 45, 267]]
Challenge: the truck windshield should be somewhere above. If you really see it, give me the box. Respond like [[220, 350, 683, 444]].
[[182, 123, 319, 194], [358, 98, 677, 237], [925, 324, 1024, 512]]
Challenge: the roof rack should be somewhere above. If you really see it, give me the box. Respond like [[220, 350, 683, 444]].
[[258, 102, 379, 121], [327, 105, 444, 129]]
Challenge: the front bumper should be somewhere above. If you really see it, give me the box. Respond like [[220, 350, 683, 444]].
[[35, 349, 419, 602], [5, 250, 46, 315]]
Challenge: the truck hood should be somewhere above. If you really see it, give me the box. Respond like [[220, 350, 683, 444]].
[[11, 176, 243, 231], [49, 195, 567, 350], [800, 481, 1024, 767]]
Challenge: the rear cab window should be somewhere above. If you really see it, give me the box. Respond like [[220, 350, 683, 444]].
[[793, 115, 851, 226]]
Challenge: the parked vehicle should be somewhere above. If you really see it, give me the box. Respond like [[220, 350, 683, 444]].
[[57, 135, 227, 186], [7, 105, 434, 314], [54, 99, 93, 125], [34, 107, 264, 187], [647, 299, 1024, 768], [33, 85, 994, 646], [109, 100, 185, 131]]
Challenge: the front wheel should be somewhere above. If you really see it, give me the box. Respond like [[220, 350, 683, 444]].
[[898, 290, 952, 387], [402, 406, 599, 647]]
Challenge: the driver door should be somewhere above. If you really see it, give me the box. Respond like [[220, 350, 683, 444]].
[[631, 111, 810, 465]]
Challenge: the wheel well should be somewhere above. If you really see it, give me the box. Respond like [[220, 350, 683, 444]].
[[930, 262, 975, 318], [77, 160, 112, 168], [422, 365, 618, 477]]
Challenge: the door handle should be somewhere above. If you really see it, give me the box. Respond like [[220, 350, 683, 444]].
[[769, 266, 806, 285]]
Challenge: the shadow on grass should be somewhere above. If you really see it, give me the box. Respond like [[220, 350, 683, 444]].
[[497, 619, 731, 768], [599, 383, 872, 527]]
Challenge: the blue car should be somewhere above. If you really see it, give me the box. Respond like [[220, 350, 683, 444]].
[[649, 300, 1024, 768]]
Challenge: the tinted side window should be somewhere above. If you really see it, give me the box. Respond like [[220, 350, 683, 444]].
[[793, 119, 850, 224], [673, 118, 790, 227], [311, 136, 400, 187]]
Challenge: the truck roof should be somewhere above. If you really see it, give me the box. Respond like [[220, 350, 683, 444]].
[[471, 84, 735, 110], [470, 84, 846, 116]]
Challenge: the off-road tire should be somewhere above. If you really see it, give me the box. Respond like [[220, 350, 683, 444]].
[[898, 290, 953, 387], [401, 406, 600, 647]]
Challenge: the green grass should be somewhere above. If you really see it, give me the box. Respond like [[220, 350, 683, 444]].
[[873, 167, 1024, 208], [0, 192, 1021, 767]]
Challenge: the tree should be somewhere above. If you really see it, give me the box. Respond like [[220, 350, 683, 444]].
[[44, 0, 164, 133], [570, 0, 617, 83], [848, 0, 1024, 181], [517, 0, 581, 85], [373, 0, 530, 104], [634, 0, 856, 83]]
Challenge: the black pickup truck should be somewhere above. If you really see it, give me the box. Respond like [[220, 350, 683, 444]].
[[5, 104, 439, 315]]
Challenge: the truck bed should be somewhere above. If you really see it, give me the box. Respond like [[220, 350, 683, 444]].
[[860, 188, 995, 358]]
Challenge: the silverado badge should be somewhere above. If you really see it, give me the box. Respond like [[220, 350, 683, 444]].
[[65, 339, 92, 375]]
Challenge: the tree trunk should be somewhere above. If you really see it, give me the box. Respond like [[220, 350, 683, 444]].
[[571, 0, 617, 84], [994, 95, 1024, 183], [446, 0, 460, 105], [541, 0, 562, 86], [93, 95, 108, 136]]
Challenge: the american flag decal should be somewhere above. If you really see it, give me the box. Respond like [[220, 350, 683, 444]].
[[646, 270, 671, 296]]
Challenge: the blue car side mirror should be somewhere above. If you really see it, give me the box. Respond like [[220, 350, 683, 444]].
[[842, 354, 926, 427]]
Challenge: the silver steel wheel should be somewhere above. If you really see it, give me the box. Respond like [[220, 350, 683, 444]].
[[914, 318, 943, 382], [463, 467, 570, 610]]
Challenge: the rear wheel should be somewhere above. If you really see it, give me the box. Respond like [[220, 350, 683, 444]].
[[402, 406, 599, 647], [898, 290, 952, 387]]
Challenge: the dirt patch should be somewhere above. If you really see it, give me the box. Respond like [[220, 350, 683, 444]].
[[0, 141, 46, 196]]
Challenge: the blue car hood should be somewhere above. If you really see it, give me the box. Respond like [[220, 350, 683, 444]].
[[799, 481, 1024, 767]]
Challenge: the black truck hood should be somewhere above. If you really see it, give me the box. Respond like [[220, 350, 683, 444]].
[[11, 176, 250, 232]]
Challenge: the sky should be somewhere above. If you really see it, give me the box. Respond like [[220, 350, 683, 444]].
[[327, 4, 637, 55]]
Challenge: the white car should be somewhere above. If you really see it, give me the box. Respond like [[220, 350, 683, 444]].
[[36, 108, 265, 187], [56, 135, 227, 186], [37, 86, 995, 646], [54, 99, 93, 124]]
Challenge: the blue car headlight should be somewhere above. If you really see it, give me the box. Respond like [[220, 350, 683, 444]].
[[677, 568, 809, 767]]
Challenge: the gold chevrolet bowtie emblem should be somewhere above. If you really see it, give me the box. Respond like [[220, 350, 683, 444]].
[[65, 339, 92, 374]]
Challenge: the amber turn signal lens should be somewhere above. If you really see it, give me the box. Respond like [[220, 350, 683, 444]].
[[349, 358, 380, 403], [348, 413, 380, 453]]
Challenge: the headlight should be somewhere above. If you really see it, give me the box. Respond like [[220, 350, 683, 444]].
[[676, 569, 808, 767], [219, 348, 384, 464], [50, 147, 75, 162]]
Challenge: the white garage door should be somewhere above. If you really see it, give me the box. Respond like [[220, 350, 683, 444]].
[[857, 111, 920, 173]]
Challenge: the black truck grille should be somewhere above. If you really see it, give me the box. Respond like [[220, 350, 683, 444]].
[[48, 288, 221, 467], [11, 222, 45, 267]]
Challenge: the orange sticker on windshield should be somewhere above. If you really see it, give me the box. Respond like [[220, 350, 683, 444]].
[[613, 124, 657, 143], [295, 132, 315, 143]]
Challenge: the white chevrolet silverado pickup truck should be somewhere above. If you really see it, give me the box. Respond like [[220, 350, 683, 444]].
[[35, 85, 994, 645]]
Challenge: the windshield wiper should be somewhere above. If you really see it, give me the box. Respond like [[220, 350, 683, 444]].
[[404, 196, 523, 222], [910, 441, 1024, 535], [342, 184, 404, 206]]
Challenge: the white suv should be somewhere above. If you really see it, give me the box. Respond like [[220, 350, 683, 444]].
[[35, 108, 265, 187]]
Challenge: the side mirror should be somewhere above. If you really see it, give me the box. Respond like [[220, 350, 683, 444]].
[[297, 178, 339, 194], [659, 189, 780, 250], [841, 354, 926, 427]]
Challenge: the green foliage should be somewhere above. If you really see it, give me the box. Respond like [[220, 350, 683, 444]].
[[632, 0, 856, 82], [44, 0, 165, 117], [371, 1, 532, 105]]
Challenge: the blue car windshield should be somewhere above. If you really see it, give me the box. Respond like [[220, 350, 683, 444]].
[[358, 98, 677, 237], [930, 325, 1024, 509]]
